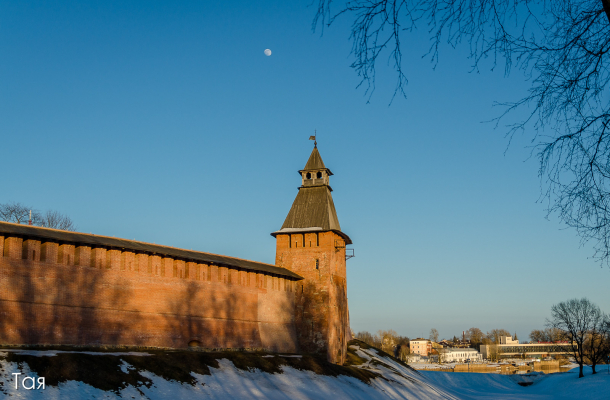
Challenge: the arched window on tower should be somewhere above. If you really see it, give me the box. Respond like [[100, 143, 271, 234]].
[[306, 172, 311, 179], [316, 171, 322, 179]]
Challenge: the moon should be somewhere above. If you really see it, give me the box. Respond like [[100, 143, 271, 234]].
[[264, 49, 272, 56]]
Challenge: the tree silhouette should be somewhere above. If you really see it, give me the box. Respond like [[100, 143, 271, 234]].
[[313, 0, 610, 264], [0, 202, 75, 231], [548, 297, 605, 377]]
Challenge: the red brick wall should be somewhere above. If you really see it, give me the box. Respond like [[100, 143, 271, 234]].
[[275, 231, 349, 364], [0, 236, 298, 352]]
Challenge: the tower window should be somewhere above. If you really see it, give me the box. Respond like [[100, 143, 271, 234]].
[[306, 172, 311, 179], [316, 171, 322, 179], [315, 259, 319, 269]]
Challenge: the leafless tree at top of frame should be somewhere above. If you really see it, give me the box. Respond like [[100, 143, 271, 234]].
[[313, 0, 610, 264]]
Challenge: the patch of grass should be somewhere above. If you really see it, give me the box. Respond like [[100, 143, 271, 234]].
[[344, 350, 368, 367], [2, 352, 152, 393], [0, 345, 380, 392], [346, 340, 418, 373]]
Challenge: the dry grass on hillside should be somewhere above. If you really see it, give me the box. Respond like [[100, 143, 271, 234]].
[[0, 340, 380, 393]]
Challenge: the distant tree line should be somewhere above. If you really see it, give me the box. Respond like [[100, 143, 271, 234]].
[[355, 326, 521, 362], [529, 327, 566, 343], [0, 202, 75, 231]]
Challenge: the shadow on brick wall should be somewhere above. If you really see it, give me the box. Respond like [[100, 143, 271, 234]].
[[0, 258, 141, 347], [162, 280, 261, 349]]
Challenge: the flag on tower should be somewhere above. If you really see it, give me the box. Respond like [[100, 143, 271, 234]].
[[309, 136, 316, 141]]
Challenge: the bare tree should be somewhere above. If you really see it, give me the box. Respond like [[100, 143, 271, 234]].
[[377, 329, 399, 354], [313, 0, 610, 265], [38, 210, 76, 231], [356, 330, 374, 345], [0, 202, 75, 231], [529, 327, 566, 343], [584, 312, 610, 374], [466, 327, 484, 350], [486, 328, 511, 344], [398, 343, 410, 361], [429, 328, 439, 343], [0, 202, 40, 224], [548, 298, 603, 378]]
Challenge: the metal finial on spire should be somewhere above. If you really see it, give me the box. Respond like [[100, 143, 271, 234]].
[[309, 130, 317, 147]]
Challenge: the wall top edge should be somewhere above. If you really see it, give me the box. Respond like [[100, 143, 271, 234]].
[[0, 221, 302, 280]]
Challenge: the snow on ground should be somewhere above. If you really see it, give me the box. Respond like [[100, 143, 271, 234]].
[[0, 345, 608, 399], [420, 366, 609, 400]]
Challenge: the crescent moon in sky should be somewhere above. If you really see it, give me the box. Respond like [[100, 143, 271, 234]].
[[264, 49, 272, 56]]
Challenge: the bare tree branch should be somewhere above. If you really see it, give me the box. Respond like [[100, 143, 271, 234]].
[[313, 0, 610, 264]]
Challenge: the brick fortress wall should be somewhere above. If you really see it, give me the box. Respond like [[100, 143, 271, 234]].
[[0, 235, 299, 352], [275, 231, 349, 364]]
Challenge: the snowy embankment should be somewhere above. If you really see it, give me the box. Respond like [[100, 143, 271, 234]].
[[0, 343, 608, 399]]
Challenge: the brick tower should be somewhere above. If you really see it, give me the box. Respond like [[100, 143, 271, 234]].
[[272, 143, 351, 364]]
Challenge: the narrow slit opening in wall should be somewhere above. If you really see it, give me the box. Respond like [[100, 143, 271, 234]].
[[316, 232, 319, 246], [289, 234, 292, 248], [315, 259, 319, 269]]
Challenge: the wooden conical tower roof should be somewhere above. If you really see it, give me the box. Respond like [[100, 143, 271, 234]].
[[272, 145, 351, 244]]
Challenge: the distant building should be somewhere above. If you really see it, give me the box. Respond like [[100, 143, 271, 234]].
[[439, 348, 482, 363], [499, 336, 519, 345], [480, 339, 573, 360], [410, 338, 432, 356]]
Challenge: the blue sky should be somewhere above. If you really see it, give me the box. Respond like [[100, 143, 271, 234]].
[[1, 0, 608, 342]]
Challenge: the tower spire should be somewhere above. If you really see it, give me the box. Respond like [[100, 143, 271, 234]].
[[272, 144, 350, 242]]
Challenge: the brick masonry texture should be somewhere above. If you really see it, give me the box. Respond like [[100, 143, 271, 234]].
[[0, 235, 299, 353], [275, 231, 350, 364]]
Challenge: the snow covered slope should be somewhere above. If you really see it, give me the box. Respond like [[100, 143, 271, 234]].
[[0, 343, 607, 399]]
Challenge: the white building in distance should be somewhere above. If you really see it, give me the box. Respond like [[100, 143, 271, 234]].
[[439, 348, 483, 363]]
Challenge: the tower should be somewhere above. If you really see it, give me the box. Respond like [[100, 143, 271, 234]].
[[272, 143, 351, 364]]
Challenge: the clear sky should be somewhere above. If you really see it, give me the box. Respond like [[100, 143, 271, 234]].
[[1, 0, 608, 342]]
